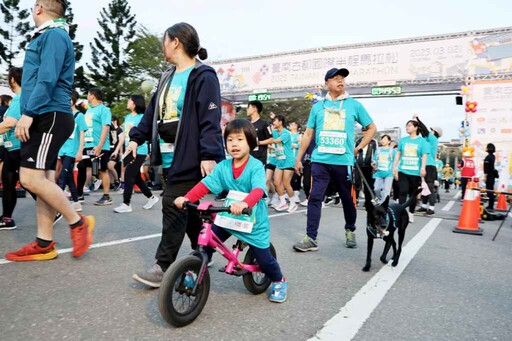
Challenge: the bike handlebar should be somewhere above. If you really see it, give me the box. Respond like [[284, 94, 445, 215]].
[[185, 202, 252, 216]]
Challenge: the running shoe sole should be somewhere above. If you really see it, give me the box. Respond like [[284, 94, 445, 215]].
[[6, 249, 59, 261], [0, 226, 17, 230], [293, 245, 318, 252], [94, 201, 113, 206], [132, 274, 161, 288]]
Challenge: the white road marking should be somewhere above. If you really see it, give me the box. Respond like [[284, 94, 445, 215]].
[[442, 200, 455, 211], [0, 210, 307, 265], [453, 190, 461, 199], [309, 218, 443, 341]]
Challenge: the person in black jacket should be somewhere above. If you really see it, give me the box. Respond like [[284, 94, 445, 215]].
[[483, 143, 497, 211], [128, 23, 225, 287]]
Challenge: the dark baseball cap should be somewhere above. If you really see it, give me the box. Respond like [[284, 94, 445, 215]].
[[324, 68, 349, 81]]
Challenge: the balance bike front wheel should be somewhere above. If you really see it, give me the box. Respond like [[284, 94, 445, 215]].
[[158, 255, 210, 327]]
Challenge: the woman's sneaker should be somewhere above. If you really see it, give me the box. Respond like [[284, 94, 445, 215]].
[[94, 195, 112, 206], [287, 202, 298, 213], [0, 217, 17, 230], [114, 203, 133, 213], [143, 196, 159, 210], [273, 202, 289, 212], [345, 230, 357, 248], [71, 202, 83, 212], [269, 280, 288, 303]]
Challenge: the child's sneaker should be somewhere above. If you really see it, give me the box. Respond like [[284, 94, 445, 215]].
[[269, 279, 288, 303], [183, 270, 197, 289], [70, 215, 96, 258], [274, 202, 288, 212], [5, 241, 58, 261]]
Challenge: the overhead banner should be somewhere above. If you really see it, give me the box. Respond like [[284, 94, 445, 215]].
[[210, 30, 512, 94], [470, 80, 512, 190]]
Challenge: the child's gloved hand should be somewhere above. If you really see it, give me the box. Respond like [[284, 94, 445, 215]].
[[230, 202, 249, 216], [174, 197, 189, 210]]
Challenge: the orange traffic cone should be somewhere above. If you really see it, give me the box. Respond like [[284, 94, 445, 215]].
[[496, 185, 508, 211], [453, 182, 483, 235]]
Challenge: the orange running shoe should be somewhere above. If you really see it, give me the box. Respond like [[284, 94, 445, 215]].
[[70, 215, 96, 258], [5, 241, 58, 262]]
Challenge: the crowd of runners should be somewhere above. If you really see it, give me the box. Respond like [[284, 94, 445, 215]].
[[2, 1, 492, 306]]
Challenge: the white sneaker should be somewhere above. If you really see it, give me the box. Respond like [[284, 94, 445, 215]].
[[71, 202, 83, 212], [270, 196, 280, 207], [408, 211, 414, 223], [143, 196, 159, 210], [300, 199, 309, 207], [114, 203, 133, 213], [83, 186, 91, 193], [274, 202, 289, 212], [287, 202, 298, 213], [93, 179, 102, 191]]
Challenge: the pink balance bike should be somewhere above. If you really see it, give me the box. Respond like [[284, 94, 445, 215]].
[[158, 201, 277, 327]]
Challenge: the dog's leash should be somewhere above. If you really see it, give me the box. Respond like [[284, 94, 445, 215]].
[[354, 162, 380, 206]]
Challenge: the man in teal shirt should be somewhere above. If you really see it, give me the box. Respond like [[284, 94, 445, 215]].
[[293, 68, 377, 251]]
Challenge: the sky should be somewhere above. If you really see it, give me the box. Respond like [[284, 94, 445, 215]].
[[13, 0, 512, 140]]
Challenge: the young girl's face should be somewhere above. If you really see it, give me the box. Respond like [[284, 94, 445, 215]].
[[226, 131, 250, 160]]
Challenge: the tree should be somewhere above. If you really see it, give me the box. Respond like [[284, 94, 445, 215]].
[[126, 27, 167, 85], [65, 0, 91, 93], [0, 0, 31, 67], [87, 0, 136, 104]]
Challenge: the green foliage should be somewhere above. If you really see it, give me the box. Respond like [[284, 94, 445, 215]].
[[87, 0, 137, 104], [66, 1, 92, 93], [127, 26, 167, 84], [0, 0, 31, 67], [110, 98, 129, 122]]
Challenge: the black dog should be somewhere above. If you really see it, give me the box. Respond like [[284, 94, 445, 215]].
[[362, 189, 421, 272]]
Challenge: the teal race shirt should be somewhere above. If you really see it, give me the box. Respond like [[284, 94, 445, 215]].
[[425, 134, 439, 166], [84, 103, 112, 150], [124, 113, 148, 155], [59, 112, 88, 157], [158, 66, 194, 167], [436, 159, 444, 179], [373, 147, 396, 179], [1, 94, 21, 151], [307, 97, 373, 166], [201, 156, 270, 249], [273, 129, 295, 169], [397, 136, 430, 176]]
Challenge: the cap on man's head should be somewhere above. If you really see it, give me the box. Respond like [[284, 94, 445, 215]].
[[324, 68, 349, 81]]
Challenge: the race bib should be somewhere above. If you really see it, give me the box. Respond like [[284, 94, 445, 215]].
[[160, 142, 175, 153], [214, 190, 256, 233], [318, 131, 347, 155], [402, 143, 419, 171], [377, 151, 391, 172], [268, 146, 276, 158], [4, 140, 13, 148], [275, 144, 285, 160]]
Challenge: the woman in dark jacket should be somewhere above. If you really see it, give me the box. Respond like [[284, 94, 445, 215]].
[[484, 143, 497, 211], [127, 23, 225, 287]]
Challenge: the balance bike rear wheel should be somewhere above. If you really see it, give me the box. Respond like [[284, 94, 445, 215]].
[[242, 243, 277, 294], [158, 255, 210, 327]]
